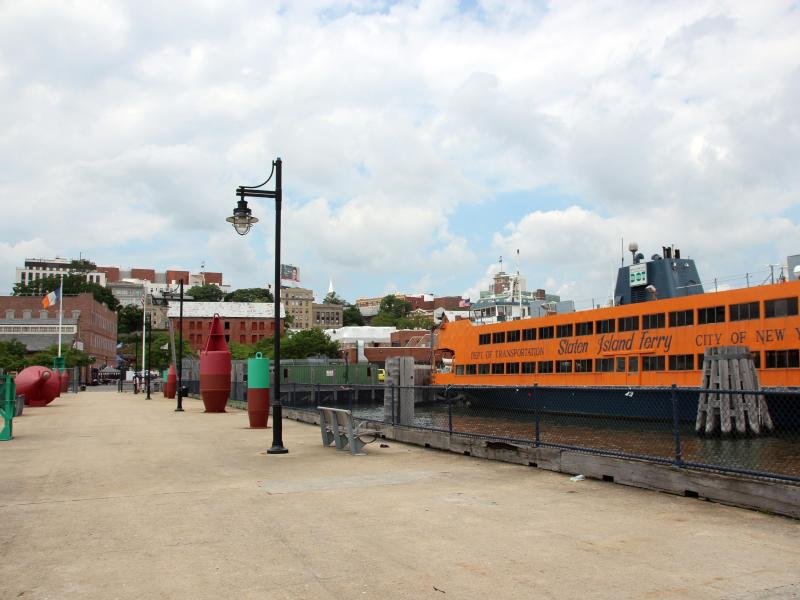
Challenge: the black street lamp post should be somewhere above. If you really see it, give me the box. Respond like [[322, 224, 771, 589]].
[[228, 157, 288, 454], [176, 279, 184, 412], [146, 314, 152, 399]]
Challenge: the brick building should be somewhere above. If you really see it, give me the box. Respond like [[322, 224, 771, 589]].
[[167, 302, 286, 352], [0, 293, 118, 369]]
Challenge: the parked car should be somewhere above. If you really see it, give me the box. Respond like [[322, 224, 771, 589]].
[[378, 368, 386, 383]]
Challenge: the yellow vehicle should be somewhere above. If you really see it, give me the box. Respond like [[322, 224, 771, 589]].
[[378, 368, 386, 383]]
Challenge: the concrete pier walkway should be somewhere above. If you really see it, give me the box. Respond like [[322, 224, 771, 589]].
[[1, 390, 799, 599]]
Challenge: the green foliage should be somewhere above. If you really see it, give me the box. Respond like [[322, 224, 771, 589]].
[[282, 329, 340, 359], [228, 341, 254, 361], [69, 259, 97, 273], [12, 273, 119, 311], [117, 331, 194, 372], [26, 344, 94, 369], [186, 284, 224, 302], [343, 304, 365, 326], [0, 339, 27, 372], [370, 312, 396, 326], [323, 291, 345, 305], [117, 304, 143, 334], [224, 288, 274, 303], [396, 313, 434, 330]]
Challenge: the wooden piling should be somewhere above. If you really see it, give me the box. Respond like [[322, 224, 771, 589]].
[[696, 346, 773, 435]]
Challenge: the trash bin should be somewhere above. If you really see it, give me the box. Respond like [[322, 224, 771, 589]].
[[15, 395, 24, 417], [180, 385, 189, 397]]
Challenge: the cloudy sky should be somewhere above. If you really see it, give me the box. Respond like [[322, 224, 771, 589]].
[[1, 0, 798, 308]]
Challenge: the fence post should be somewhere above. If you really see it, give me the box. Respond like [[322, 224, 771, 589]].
[[533, 383, 540, 448], [391, 385, 396, 426], [671, 384, 683, 466], [446, 385, 452, 435]]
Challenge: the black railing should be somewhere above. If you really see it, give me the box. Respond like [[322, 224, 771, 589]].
[[173, 380, 800, 483]]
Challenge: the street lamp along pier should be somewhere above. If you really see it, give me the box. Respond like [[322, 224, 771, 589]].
[[228, 157, 288, 454]]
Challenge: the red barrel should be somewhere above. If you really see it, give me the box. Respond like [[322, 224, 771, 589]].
[[163, 364, 177, 399], [15, 366, 61, 406], [199, 314, 231, 413]]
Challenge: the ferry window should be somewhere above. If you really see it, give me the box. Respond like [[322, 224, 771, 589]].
[[751, 351, 761, 369], [642, 356, 665, 371], [575, 359, 592, 372], [556, 360, 573, 373], [506, 362, 520, 374], [765, 349, 800, 368], [697, 306, 725, 325], [492, 331, 506, 344], [478, 333, 491, 345], [478, 364, 490, 374], [668, 354, 694, 371], [537, 361, 553, 373], [491, 363, 505, 374], [697, 353, 705, 370], [538, 326, 554, 339], [575, 321, 593, 336], [596, 318, 615, 334], [615, 357, 625, 372], [556, 324, 573, 338], [522, 328, 536, 341], [466, 364, 477, 375], [764, 297, 799, 318], [522, 362, 535, 374], [455, 365, 465, 375], [642, 313, 665, 329], [729, 301, 759, 321], [628, 357, 638, 372], [668, 309, 694, 327], [595, 358, 613, 372], [507, 330, 521, 342], [618, 316, 639, 332]]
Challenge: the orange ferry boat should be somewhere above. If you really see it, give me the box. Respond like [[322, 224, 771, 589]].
[[433, 246, 800, 390]]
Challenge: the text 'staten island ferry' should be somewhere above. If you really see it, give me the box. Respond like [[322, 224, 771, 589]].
[[433, 244, 800, 392]]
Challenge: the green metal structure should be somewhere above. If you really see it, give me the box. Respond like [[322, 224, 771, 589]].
[[1, 374, 16, 441]]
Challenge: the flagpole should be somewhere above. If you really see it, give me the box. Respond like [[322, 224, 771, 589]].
[[57, 273, 64, 358], [141, 294, 147, 383]]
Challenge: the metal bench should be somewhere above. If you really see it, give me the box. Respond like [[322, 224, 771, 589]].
[[317, 406, 379, 456]]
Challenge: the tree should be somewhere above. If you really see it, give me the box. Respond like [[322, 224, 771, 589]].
[[117, 304, 143, 334], [13, 273, 119, 311], [0, 339, 27, 372], [343, 304, 364, 326], [26, 344, 94, 369], [378, 294, 411, 320], [186, 284, 224, 302], [224, 288, 273, 303], [282, 329, 340, 359], [323, 291, 345, 305], [397, 313, 434, 330]]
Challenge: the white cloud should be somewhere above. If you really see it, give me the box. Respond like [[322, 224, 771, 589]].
[[0, 0, 798, 304]]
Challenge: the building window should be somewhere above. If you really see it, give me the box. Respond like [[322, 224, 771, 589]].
[[668, 310, 694, 327], [595, 358, 613, 372], [729, 301, 759, 321], [596, 318, 615, 334], [618, 316, 639, 332], [642, 313, 665, 329], [556, 324, 573, 338], [252, 335, 257, 343], [556, 360, 572, 373], [189, 321, 195, 330], [538, 326, 554, 339], [492, 331, 506, 344], [765, 349, 800, 368], [252, 322, 257, 330], [522, 328, 536, 341], [507, 330, 521, 342], [575, 321, 593, 336], [224, 321, 230, 330], [537, 361, 553, 373], [478, 364, 490, 374], [697, 306, 725, 325], [506, 362, 520, 374], [642, 355, 665, 371], [764, 297, 798, 318], [259, 322, 265, 330], [668, 354, 694, 370], [522, 361, 535, 374], [491, 363, 505, 374], [575, 359, 592, 372], [239, 335, 245, 343]]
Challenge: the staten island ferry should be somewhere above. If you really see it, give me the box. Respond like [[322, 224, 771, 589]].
[[433, 245, 800, 392]]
